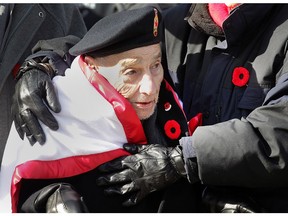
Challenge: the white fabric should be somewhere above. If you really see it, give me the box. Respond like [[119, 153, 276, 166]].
[[0, 56, 128, 212]]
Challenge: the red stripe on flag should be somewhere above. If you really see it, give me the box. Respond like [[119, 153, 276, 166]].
[[11, 148, 129, 212]]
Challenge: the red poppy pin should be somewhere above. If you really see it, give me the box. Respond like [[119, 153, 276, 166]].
[[164, 120, 181, 140], [164, 102, 171, 111], [232, 67, 250, 87]]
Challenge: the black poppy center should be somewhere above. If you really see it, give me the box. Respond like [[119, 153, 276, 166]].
[[170, 127, 176, 133]]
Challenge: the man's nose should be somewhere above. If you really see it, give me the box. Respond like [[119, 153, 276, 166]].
[[139, 73, 157, 95]]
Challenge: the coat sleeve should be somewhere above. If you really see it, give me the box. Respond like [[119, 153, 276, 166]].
[[23, 4, 88, 76], [24, 4, 86, 59], [28, 35, 82, 76], [184, 50, 288, 188]]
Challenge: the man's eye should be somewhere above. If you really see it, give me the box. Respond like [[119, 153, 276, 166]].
[[151, 62, 161, 73], [152, 62, 161, 69], [154, 63, 160, 69], [124, 70, 136, 76]]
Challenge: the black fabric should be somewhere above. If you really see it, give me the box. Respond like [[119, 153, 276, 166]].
[[31, 35, 81, 60], [26, 35, 82, 77], [202, 186, 265, 213], [163, 3, 288, 212], [156, 82, 189, 147], [69, 6, 162, 57], [0, 4, 11, 49], [142, 81, 189, 148]]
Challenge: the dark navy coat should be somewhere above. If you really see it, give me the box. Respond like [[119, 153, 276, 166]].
[[163, 4, 288, 212]]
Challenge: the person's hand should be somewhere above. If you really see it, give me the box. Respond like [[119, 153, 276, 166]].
[[11, 68, 61, 145], [96, 144, 187, 206], [202, 187, 265, 213], [21, 183, 89, 213]]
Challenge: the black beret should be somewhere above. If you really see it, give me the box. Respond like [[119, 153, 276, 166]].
[[69, 6, 162, 57]]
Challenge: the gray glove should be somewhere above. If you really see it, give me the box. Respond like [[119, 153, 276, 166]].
[[21, 183, 89, 213], [96, 144, 188, 206]]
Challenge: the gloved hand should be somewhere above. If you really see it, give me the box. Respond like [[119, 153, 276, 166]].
[[21, 183, 89, 213], [96, 144, 187, 206], [202, 187, 265, 213], [11, 68, 61, 145]]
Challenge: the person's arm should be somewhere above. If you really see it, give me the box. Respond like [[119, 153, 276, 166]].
[[12, 35, 81, 145], [95, 53, 288, 205], [16, 35, 81, 79], [184, 71, 288, 187]]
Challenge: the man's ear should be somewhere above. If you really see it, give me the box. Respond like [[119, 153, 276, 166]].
[[84, 56, 97, 70]]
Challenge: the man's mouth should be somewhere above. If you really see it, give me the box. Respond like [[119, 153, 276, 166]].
[[134, 100, 155, 109]]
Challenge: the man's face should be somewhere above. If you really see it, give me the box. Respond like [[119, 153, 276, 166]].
[[93, 44, 163, 120]]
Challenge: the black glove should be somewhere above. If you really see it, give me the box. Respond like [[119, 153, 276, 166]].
[[202, 187, 265, 213], [96, 144, 187, 206], [11, 68, 60, 145], [21, 183, 89, 213]]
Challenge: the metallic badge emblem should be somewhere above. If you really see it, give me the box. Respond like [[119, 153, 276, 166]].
[[153, 8, 159, 37]]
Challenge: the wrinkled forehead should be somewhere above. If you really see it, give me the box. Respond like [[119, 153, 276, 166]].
[[96, 43, 162, 67]]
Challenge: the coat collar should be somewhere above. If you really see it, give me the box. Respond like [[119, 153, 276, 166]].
[[186, 4, 275, 46]]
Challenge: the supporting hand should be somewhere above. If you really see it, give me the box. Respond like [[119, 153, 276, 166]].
[[202, 187, 265, 213], [96, 144, 187, 206], [11, 68, 60, 145], [21, 183, 89, 213]]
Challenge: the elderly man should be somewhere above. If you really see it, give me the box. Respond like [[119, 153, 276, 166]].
[[0, 6, 198, 213]]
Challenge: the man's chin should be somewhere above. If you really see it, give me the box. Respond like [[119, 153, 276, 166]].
[[139, 113, 153, 120], [138, 108, 156, 120]]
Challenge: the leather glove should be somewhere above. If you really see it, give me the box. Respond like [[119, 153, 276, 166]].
[[202, 187, 265, 213], [11, 68, 61, 145], [96, 144, 187, 206], [21, 183, 89, 213]]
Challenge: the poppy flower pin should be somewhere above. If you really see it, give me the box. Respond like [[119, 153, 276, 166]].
[[164, 120, 181, 140], [164, 102, 172, 111], [232, 67, 250, 87]]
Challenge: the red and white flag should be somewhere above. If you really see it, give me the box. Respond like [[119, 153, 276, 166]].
[[0, 56, 147, 212]]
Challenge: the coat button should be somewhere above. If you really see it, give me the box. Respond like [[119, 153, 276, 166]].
[[39, 11, 44, 17]]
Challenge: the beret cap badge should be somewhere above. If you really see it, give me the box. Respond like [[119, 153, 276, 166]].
[[153, 8, 159, 37]]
